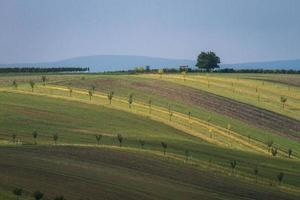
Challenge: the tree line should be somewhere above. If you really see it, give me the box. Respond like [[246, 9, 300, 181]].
[[0, 67, 89, 73]]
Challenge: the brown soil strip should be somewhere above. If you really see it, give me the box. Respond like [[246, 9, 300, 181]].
[[55, 77, 300, 141], [132, 79, 300, 141]]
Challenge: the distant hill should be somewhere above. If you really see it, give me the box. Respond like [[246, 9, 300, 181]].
[[1, 55, 299, 72], [221, 59, 300, 70], [0, 55, 196, 72]]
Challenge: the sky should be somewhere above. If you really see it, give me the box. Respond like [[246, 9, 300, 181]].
[[0, 0, 300, 64]]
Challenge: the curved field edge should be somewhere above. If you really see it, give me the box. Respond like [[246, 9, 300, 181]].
[[50, 75, 300, 155], [1, 91, 300, 190], [0, 145, 299, 200], [139, 73, 300, 121], [0, 85, 282, 156]]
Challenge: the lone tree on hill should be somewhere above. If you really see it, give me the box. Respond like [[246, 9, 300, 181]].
[[88, 90, 93, 101], [107, 91, 114, 104], [96, 134, 102, 145], [280, 96, 287, 109], [53, 133, 58, 145], [29, 80, 35, 92], [277, 172, 284, 185], [32, 131, 38, 145], [41, 76, 46, 86], [12, 80, 18, 89], [13, 188, 23, 200], [128, 93, 134, 108], [117, 134, 123, 147], [161, 142, 167, 155], [33, 191, 44, 200], [196, 51, 220, 71]]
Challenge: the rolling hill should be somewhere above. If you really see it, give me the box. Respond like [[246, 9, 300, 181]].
[[0, 72, 300, 199], [0, 55, 196, 72], [1, 55, 300, 72]]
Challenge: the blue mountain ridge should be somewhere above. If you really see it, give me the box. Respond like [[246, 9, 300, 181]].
[[0, 55, 299, 72]]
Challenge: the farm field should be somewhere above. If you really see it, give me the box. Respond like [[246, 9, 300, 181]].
[[0, 73, 300, 199]]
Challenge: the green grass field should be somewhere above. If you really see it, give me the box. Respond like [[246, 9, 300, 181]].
[[0, 72, 300, 199]]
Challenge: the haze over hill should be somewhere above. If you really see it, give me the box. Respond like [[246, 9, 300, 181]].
[[0, 55, 299, 72], [0, 55, 196, 72]]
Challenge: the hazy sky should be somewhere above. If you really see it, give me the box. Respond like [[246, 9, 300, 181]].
[[1, 0, 300, 64]]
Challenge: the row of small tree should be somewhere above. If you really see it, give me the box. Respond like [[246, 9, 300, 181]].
[[12, 75, 290, 111], [13, 188, 65, 200], [229, 160, 284, 185], [266, 139, 293, 158], [12, 131, 58, 145]]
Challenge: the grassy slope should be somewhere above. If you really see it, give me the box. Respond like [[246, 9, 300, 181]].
[[1, 73, 300, 199], [51, 75, 300, 155], [0, 92, 300, 192], [0, 92, 199, 149], [0, 145, 299, 200]]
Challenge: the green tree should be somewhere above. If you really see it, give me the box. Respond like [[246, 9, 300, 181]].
[[288, 148, 292, 158], [32, 131, 38, 145], [148, 99, 152, 114], [280, 96, 287, 109], [13, 188, 23, 200], [169, 111, 173, 121], [139, 139, 145, 149], [12, 80, 18, 89], [277, 172, 284, 185], [161, 142, 167, 155], [12, 134, 17, 143], [266, 139, 273, 152], [41, 76, 46, 86], [53, 133, 58, 145], [33, 191, 44, 200], [196, 51, 220, 71], [96, 134, 102, 145], [69, 88, 73, 97], [29, 80, 35, 92], [117, 134, 123, 147], [230, 160, 237, 175], [128, 93, 134, 108], [271, 147, 278, 157], [107, 91, 114, 104], [88, 90, 93, 101]]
